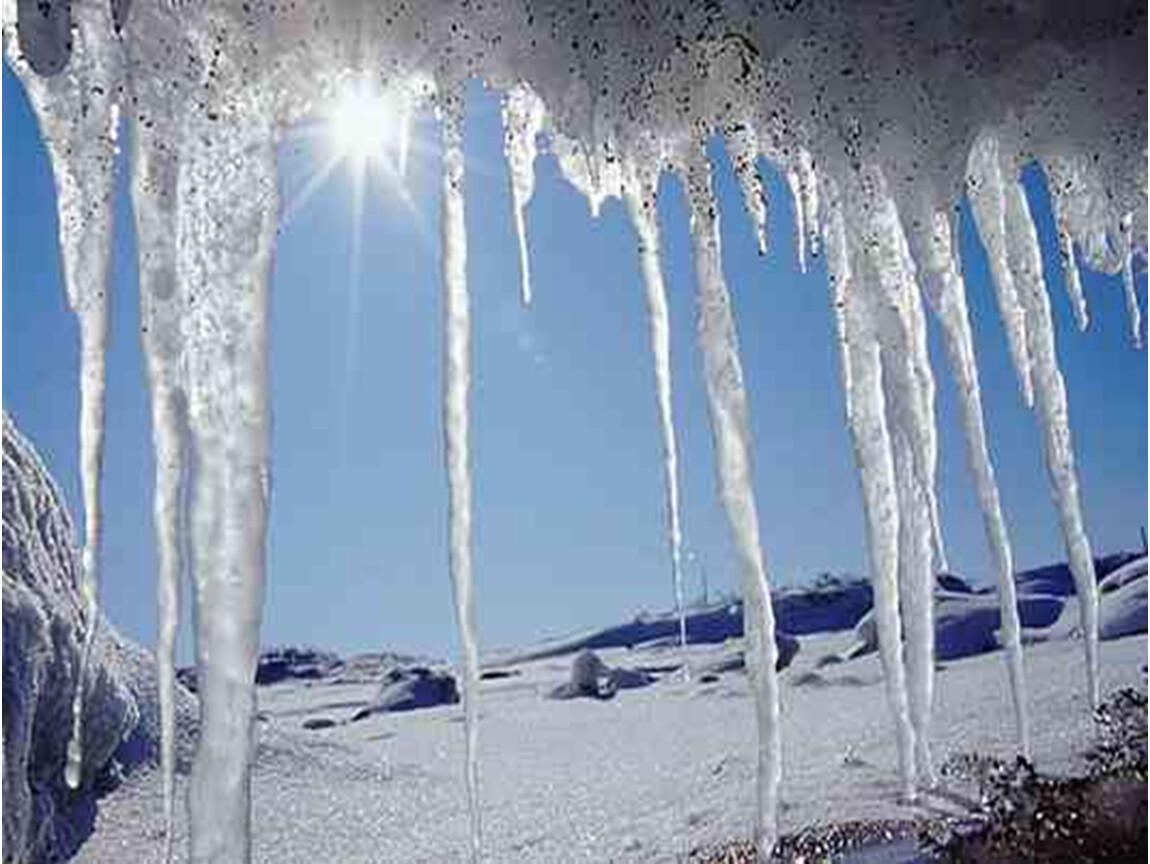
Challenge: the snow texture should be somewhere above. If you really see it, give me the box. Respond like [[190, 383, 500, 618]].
[[4, 1, 1146, 860]]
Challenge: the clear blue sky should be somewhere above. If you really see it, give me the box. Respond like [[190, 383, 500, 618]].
[[4, 68, 1146, 661]]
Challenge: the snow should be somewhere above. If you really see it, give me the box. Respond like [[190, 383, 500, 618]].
[[3, 414, 196, 863], [4, 0, 1146, 859], [68, 627, 1148, 864]]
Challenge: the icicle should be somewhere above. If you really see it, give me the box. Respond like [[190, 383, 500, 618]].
[[796, 148, 820, 263], [441, 91, 483, 864], [623, 158, 688, 665], [177, 113, 277, 862], [1000, 175, 1100, 708], [786, 166, 807, 272], [917, 210, 1031, 758], [4, 4, 124, 791], [131, 125, 187, 860], [725, 123, 768, 255], [967, 134, 1035, 407], [1120, 213, 1142, 348], [824, 186, 918, 801], [681, 145, 780, 858], [784, 148, 820, 272], [503, 84, 546, 305]]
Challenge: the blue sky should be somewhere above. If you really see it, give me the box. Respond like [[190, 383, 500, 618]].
[[4, 68, 1146, 661]]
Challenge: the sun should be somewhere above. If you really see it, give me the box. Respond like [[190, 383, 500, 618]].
[[327, 78, 397, 168]]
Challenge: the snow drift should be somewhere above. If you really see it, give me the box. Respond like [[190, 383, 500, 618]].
[[3, 0, 1146, 860]]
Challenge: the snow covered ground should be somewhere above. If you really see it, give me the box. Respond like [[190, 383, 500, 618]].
[[72, 628, 1146, 863]]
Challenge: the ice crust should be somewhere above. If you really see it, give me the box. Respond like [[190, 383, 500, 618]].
[[4, 1, 1145, 860]]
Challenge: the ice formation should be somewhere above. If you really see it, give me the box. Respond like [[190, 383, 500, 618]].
[[5, 1, 1145, 861], [624, 156, 689, 662], [440, 90, 484, 864]]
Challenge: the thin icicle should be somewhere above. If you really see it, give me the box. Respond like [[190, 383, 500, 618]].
[[623, 158, 688, 664], [441, 94, 483, 863], [967, 134, 1035, 407], [1001, 176, 1100, 709], [917, 209, 1031, 758], [503, 84, 545, 305], [178, 115, 277, 863], [786, 164, 808, 273], [726, 123, 768, 255], [796, 148, 820, 263], [1120, 213, 1142, 348], [131, 125, 187, 860], [681, 146, 780, 858], [824, 186, 917, 801]]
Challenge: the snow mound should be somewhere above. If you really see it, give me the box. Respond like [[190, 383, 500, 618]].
[[848, 591, 1065, 662], [1099, 556, 1148, 596], [1, 413, 195, 863], [350, 666, 460, 719], [1099, 573, 1148, 641], [1014, 553, 1141, 597], [547, 649, 659, 700]]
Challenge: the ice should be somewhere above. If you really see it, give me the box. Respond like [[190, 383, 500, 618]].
[[440, 93, 484, 864], [1, 3, 123, 792], [623, 156, 688, 662], [725, 124, 768, 256], [680, 144, 781, 857], [503, 84, 546, 305], [1000, 171, 1101, 709], [5, 1, 1146, 860], [967, 134, 1036, 408], [915, 210, 1031, 757], [824, 184, 917, 801], [177, 116, 278, 862]]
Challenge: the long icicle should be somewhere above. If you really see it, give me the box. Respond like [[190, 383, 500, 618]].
[[624, 159, 688, 663], [824, 184, 917, 801], [917, 210, 1031, 758], [441, 91, 483, 863], [681, 145, 780, 858], [131, 124, 187, 859], [503, 84, 545, 305], [7, 6, 126, 791], [179, 115, 276, 864], [864, 182, 944, 787], [1000, 173, 1100, 708]]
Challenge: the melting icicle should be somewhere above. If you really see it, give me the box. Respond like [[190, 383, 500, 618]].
[[1120, 213, 1142, 348], [503, 84, 546, 305], [1000, 176, 1101, 708], [131, 126, 187, 859], [725, 123, 768, 255], [917, 209, 1031, 757], [824, 187, 918, 801], [967, 134, 1036, 407], [441, 93, 483, 863], [177, 114, 277, 862], [623, 158, 688, 664], [681, 146, 781, 857]]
